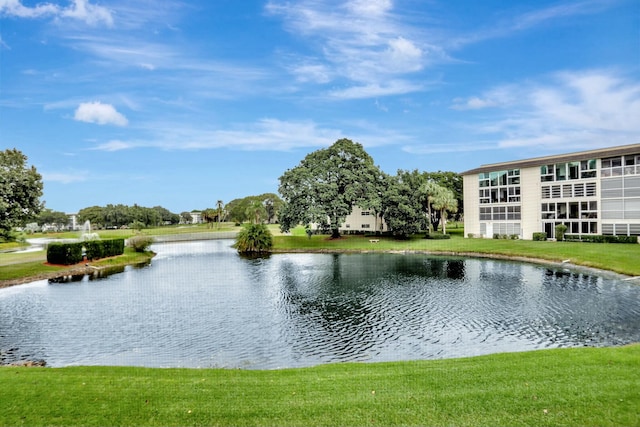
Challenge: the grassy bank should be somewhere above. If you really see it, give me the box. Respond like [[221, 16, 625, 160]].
[[1, 345, 638, 426], [272, 232, 640, 277]]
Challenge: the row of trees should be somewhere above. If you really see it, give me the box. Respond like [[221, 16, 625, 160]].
[[78, 204, 182, 229], [278, 138, 462, 238]]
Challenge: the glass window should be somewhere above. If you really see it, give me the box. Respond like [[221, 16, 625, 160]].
[[569, 162, 580, 179], [556, 163, 567, 181]]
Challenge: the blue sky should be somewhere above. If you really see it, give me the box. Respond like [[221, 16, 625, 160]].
[[1, 0, 639, 214]]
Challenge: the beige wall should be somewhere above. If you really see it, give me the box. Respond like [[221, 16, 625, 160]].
[[463, 175, 480, 237], [520, 167, 541, 240]]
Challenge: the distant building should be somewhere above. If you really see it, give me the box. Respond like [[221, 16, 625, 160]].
[[190, 211, 203, 224], [462, 143, 640, 240], [67, 213, 79, 231], [339, 206, 387, 234]]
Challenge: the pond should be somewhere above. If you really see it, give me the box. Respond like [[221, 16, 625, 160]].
[[1, 240, 639, 369]]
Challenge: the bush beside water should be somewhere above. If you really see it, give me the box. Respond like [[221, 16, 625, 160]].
[[46, 239, 125, 265]]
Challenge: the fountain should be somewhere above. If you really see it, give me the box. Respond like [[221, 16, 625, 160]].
[[80, 220, 100, 241]]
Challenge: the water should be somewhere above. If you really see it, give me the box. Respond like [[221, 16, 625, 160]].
[[1, 240, 639, 369]]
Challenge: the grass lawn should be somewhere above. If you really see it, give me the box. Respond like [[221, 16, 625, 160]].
[[1, 345, 638, 426], [1, 225, 639, 426]]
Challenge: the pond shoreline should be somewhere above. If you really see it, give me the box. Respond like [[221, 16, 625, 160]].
[[270, 248, 636, 282], [2, 232, 637, 289], [0, 254, 156, 289]]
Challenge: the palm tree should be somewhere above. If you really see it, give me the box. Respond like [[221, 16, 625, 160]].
[[421, 181, 442, 234], [431, 188, 458, 235], [234, 223, 273, 254], [215, 200, 224, 229]]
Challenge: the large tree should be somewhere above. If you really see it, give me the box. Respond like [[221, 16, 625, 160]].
[[381, 170, 426, 238], [0, 149, 43, 240], [279, 138, 383, 238]]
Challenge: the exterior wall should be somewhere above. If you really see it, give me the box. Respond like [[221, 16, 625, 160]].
[[520, 167, 540, 240], [462, 175, 480, 236]]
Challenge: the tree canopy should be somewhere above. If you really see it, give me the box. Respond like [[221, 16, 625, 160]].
[[226, 193, 283, 225], [0, 149, 43, 240], [278, 138, 383, 238]]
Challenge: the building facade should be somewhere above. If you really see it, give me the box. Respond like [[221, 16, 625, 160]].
[[463, 143, 640, 240]]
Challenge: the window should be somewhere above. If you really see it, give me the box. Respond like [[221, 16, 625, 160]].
[[507, 206, 521, 220], [555, 163, 567, 181], [480, 207, 491, 220], [478, 169, 520, 205], [541, 165, 554, 182], [361, 224, 370, 229], [581, 159, 597, 178], [361, 211, 371, 216], [568, 162, 580, 180]]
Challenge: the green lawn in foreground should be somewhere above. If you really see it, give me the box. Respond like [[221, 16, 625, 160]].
[[1, 345, 638, 427]]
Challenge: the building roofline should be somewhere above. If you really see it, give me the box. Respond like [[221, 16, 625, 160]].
[[461, 143, 640, 175]]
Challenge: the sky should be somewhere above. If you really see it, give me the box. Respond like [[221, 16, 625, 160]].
[[1, 0, 639, 214]]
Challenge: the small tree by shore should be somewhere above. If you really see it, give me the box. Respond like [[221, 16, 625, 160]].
[[235, 224, 273, 254]]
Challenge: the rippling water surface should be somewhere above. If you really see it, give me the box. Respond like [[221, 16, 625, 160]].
[[1, 240, 639, 368]]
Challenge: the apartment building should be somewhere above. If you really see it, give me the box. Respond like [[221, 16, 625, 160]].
[[462, 143, 640, 239]]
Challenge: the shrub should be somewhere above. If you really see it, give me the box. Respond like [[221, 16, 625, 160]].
[[47, 242, 83, 265], [128, 235, 154, 252], [555, 224, 568, 241], [425, 233, 451, 240], [564, 234, 638, 244], [532, 232, 547, 241], [235, 223, 273, 253]]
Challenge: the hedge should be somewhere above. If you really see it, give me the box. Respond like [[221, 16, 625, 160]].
[[564, 234, 638, 244], [47, 242, 83, 265], [46, 239, 125, 265], [425, 233, 451, 240], [532, 232, 547, 241]]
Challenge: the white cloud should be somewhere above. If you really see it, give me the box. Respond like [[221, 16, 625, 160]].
[[459, 70, 640, 150], [93, 140, 132, 151], [0, 0, 112, 26], [74, 101, 128, 126], [88, 117, 409, 153], [60, 0, 113, 26], [0, 0, 58, 18], [328, 80, 424, 100], [266, 0, 428, 98]]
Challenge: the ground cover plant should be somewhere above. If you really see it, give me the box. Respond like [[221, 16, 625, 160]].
[[1, 345, 638, 426]]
